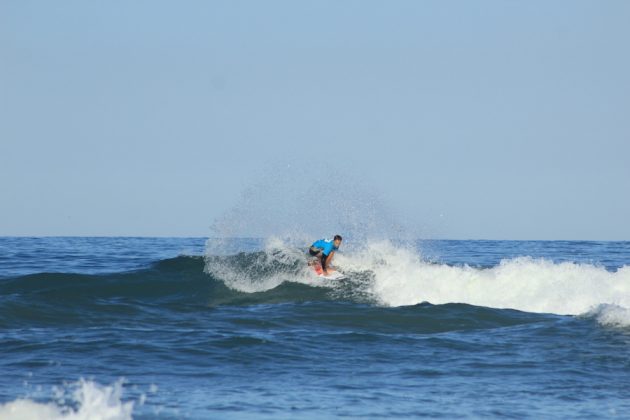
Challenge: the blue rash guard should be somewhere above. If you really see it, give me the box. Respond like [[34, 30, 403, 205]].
[[311, 239, 338, 256]]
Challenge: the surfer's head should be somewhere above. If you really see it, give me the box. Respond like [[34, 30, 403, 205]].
[[333, 235, 342, 248]]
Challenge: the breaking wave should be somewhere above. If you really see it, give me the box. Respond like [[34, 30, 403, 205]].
[[2, 239, 629, 327]]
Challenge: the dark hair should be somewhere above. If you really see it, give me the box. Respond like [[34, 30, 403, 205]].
[[334, 235, 342, 241]]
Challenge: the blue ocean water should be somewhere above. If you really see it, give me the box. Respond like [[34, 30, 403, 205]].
[[1, 237, 629, 419]]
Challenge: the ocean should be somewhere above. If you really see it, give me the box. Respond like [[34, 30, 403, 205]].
[[1, 237, 629, 419]]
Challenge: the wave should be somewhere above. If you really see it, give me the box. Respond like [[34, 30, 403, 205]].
[[0, 254, 552, 334], [3, 240, 630, 328], [0, 254, 334, 327]]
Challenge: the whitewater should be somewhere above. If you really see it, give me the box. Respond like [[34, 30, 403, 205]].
[[205, 237, 630, 325]]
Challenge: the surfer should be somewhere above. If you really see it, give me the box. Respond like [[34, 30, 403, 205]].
[[309, 235, 342, 276]]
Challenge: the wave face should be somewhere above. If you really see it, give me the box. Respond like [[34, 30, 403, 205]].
[[0, 255, 322, 328]]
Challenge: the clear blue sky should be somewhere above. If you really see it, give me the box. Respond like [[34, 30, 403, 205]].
[[1, 0, 629, 239]]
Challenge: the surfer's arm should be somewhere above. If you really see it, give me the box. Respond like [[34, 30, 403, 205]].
[[323, 252, 335, 274]]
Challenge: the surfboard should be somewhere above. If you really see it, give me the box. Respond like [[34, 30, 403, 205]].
[[318, 270, 346, 280], [311, 264, 346, 280]]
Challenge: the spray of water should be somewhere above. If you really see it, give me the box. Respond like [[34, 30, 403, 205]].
[[203, 161, 630, 327], [207, 160, 413, 245]]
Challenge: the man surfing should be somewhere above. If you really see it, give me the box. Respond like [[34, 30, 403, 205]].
[[309, 235, 342, 276]]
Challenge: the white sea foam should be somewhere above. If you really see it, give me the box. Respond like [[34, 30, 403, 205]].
[[0, 379, 136, 420], [586, 304, 630, 328], [337, 241, 630, 318]]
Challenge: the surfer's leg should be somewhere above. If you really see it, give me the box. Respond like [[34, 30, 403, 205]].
[[320, 253, 328, 272]]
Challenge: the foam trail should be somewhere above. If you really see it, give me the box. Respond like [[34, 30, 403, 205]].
[[337, 241, 630, 317], [0, 379, 135, 420]]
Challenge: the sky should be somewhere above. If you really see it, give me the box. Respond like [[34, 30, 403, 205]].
[[1, 0, 629, 239]]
